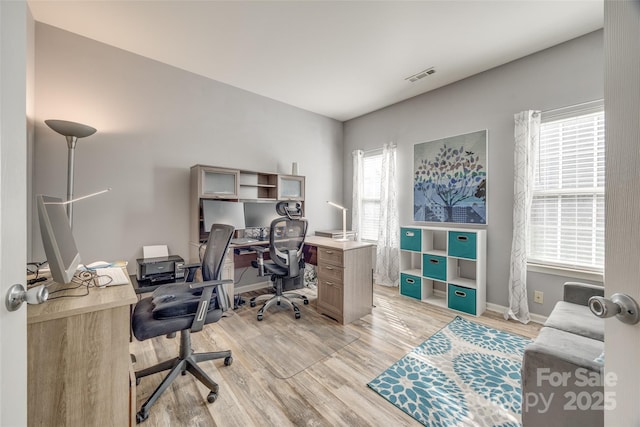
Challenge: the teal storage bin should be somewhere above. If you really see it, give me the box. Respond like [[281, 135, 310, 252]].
[[422, 254, 446, 281], [448, 284, 477, 315], [400, 228, 422, 251], [448, 231, 477, 259], [400, 273, 421, 300]]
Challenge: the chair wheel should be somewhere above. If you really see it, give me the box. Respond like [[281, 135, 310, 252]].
[[136, 410, 149, 424], [303, 299, 309, 305], [224, 356, 233, 366], [257, 314, 263, 321], [207, 391, 218, 403], [250, 301, 256, 307], [295, 312, 301, 319]]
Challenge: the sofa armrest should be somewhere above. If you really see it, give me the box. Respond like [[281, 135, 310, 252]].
[[563, 282, 604, 306], [522, 328, 604, 427]]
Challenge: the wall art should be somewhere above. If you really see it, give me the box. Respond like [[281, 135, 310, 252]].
[[414, 130, 487, 224]]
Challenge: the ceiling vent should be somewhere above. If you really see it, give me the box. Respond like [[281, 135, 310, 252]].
[[405, 67, 436, 83]]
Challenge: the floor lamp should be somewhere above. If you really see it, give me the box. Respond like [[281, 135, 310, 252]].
[[45, 119, 97, 227]]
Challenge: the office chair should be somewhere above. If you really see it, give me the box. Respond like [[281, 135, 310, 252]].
[[131, 223, 234, 423], [250, 202, 309, 320]]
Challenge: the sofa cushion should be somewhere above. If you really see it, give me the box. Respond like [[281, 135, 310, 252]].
[[529, 326, 604, 371], [545, 301, 604, 341], [522, 327, 604, 427]]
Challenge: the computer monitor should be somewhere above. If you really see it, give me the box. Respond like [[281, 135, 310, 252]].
[[202, 200, 246, 232], [37, 194, 81, 284], [243, 202, 281, 228]]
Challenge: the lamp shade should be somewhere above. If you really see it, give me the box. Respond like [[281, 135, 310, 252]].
[[45, 119, 96, 138]]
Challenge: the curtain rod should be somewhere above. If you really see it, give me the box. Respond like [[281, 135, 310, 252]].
[[542, 99, 604, 116], [364, 147, 383, 155], [363, 142, 396, 156]]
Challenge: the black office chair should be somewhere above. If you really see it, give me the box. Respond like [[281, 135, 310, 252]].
[[131, 224, 234, 423], [250, 202, 309, 320]]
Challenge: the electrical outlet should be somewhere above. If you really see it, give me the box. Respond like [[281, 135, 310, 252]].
[[534, 290, 544, 304]]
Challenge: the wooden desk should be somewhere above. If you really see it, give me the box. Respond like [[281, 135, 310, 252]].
[[305, 236, 375, 324], [27, 276, 137, 427]]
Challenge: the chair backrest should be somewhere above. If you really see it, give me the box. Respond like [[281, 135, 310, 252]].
[[268, 216, 308, 278], [201, 223, 235, 282]]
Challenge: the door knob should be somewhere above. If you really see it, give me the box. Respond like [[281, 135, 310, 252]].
[[5, 283, 49, 311], [588, 293, 640, 324]]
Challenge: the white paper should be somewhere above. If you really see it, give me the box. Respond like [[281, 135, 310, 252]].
[[143, 245, 168, 259]]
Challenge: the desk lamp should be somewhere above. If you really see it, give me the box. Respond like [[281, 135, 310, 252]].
[[327, 201, 349, 241], [45, 119, 97, 227]]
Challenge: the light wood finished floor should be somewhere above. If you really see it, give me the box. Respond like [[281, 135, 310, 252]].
[[130, 284, 542, 426]]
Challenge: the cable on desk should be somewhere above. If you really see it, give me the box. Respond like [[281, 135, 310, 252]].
[[47, 270, 94, 300], [95, 270, 115, 287], [26, 261, 49, 287]]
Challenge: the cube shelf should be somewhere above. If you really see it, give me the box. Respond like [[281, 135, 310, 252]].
[[399, 226, 486, 316]]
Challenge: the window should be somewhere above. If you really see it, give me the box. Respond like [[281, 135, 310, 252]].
[[529, 103, 605, 273], [360, 152, 383, 241]]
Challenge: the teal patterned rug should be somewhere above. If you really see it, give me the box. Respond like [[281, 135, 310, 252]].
[[368, 316, 531, 427]]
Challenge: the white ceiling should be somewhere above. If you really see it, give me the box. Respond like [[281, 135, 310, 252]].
[[28, 0, 604, 121]]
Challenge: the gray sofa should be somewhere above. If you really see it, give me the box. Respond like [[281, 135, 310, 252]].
[[522, 282, 605, 427]]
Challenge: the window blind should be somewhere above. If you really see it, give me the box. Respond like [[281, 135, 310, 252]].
[[529, 108, 605, 272], [360, 153, 383, 241]]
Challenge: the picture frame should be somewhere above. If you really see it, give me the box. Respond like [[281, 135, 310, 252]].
[[413, 130, 488, 224]]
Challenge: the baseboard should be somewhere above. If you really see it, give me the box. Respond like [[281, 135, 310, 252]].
[[485, 302, 547, 325]]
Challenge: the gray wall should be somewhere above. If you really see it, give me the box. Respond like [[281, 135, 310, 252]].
[[32, 23, 344, 273], [343, 30, 604, 316]]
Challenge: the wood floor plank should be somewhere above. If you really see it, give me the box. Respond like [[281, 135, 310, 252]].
[[130, 284, 541, 426]]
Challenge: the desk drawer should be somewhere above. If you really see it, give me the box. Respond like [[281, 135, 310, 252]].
[[317, 263, 344, 283], [318, 277, 343, 312], [318, 247, 344, 266]]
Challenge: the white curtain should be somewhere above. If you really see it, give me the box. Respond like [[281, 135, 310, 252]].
[[506, 110, 540, 324], [375, 143, 399, 287], [351, 150, 364, 240]]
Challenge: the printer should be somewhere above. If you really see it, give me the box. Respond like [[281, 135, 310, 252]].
[[136, 255, 185, 287]]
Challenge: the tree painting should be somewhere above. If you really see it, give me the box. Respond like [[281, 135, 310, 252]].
[[414, 130, 487, 224]]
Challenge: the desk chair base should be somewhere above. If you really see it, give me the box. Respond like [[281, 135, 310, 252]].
[[135, 329, 232, 423], [250, 289, 309, 321]]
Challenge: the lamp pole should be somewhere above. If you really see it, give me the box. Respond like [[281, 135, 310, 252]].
[[45, 119, 97, 227], [65, 135, 78, 225]]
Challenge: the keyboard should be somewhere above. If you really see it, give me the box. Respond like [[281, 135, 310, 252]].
[[95, 267, 130, 287]]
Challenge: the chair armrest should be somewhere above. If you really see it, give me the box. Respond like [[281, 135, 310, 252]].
[[183, 262, 201, 282], [250, 246, 267, 276], [188, 279, 233, 332], [563, 282, 605, 306], [183, 262, 201, 269], [188, 278, 233, 290]]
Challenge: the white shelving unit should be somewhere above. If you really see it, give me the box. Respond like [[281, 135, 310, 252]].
[[399, 225, 486, 316]]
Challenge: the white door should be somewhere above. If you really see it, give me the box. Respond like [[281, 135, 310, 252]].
[[604, 1, 640, 424], [0, 0, 29, 425]]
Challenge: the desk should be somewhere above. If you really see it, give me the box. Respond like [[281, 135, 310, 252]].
[[305, 236, 375, 324], [27, 275, 137, 426], [190, 237, 375, 324], [230, 240, 273, 295]]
